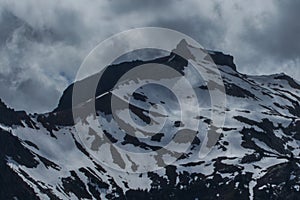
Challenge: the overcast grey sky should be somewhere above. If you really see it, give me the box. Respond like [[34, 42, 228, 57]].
[[0, 0, 299, 113]]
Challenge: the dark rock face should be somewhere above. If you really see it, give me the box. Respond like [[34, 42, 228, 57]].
[[0, 99, 36, 128], [224, 82, 257, 99], [54, 54, 188, 113], [254, 161, 300, 200], [0, 129, 39, 200], [209, 51, 237, 71], [275, 74, 300, 90]]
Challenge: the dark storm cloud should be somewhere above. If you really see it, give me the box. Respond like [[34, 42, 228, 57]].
[[150, 16, 225, 50], [40, 9, 86, 46], [10, 78, 61, 113], [243, 1, 300, 62], [0, 5, 87, 46], [0, 10, 22, 45], [107, 0, 174, 13], [234, 0, 300, 80], [0, 7, 85, 112]]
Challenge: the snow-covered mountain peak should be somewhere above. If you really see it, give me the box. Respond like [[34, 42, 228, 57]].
[[1, 40, 300, 199]]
